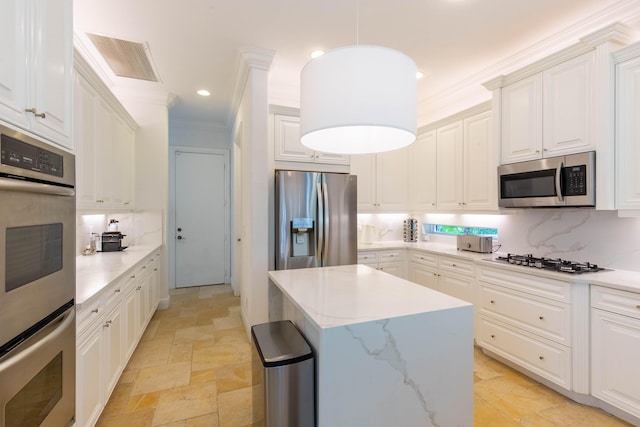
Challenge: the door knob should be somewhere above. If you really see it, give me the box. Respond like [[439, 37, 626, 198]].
[[177, 227, 182, 232], [177, 235, 184, 240]]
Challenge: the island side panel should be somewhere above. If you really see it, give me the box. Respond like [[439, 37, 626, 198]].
[[317, 307, 473, 427]]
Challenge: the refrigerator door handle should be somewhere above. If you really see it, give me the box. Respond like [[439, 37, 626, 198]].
[[321, 176, 330, 266], [317, 181, 324, 264]]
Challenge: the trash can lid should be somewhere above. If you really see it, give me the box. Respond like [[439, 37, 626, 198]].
[[251, 320, 313, 367]]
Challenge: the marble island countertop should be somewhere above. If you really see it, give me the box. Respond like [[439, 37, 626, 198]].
[[76, 243, 162, 307], [267, 263, 474, 426], [268, 264, 471, 329]]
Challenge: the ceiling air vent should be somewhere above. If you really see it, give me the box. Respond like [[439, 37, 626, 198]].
[[87, 33, 159, 82]]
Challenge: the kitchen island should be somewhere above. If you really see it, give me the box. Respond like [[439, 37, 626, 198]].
[[267, 264, 474, 427]]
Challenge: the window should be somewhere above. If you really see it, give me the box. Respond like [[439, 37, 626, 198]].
[[425, 224, 498, 239]]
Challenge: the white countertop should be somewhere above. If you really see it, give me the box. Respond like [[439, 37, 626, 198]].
[[359, 240, 640, 293], [76, 244, 162, 306], [268, 264, 471, 329]]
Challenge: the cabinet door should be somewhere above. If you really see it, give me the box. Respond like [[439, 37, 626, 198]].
[[350, 153, 377, 210], [436, 121, 464, 211], [377, 261, 405, 279], [95, 100, 115, 206], [409, 264, 439, 291], [76, 326, 104, 427], [616, 56, 640, 210], [74, 74, 98, 208], [592, 309, 640, 419], [29, 0, 73, 148], [0, 0, 29, 128], [439, 272, 474, 305], [409, 130, 437, 211], [274, 114, 314, 163], [463, 111, 496, 210], [501, 74, 543, 164], [123, 288, 139, 360], [542, 52, 594, 157], [314, 150, 350, 165], [376, 148, 408, 211], [103, 306, 123, 397]]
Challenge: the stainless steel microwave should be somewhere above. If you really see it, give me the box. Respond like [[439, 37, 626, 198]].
[[498, 151, 595, 208]]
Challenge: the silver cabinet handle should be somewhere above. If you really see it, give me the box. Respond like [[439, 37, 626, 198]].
[[25, 107, 46, 118], [136, 286, 142, 290], [91, 309, 99, 314], [114, 288, 121, 293]]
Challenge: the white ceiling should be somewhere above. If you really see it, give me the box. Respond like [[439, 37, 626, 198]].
[[74, 0, 640, 127]]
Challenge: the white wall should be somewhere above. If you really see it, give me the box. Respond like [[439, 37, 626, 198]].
[[364, 211, 640, 272], [232, 49, 273, 332], [168, 119, 231, 149]]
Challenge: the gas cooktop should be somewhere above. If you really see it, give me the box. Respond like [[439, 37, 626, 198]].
[[490, 253, 610, 274]]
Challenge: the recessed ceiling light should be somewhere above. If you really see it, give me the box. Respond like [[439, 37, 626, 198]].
[[310, 50, 325, 59], [197, 89, 211, 96], [416, 71, 424, 79]]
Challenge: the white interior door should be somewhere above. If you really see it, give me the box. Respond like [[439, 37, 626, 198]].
[[175, 151, 226, 287]]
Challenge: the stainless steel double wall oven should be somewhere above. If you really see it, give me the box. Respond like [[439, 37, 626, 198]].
[[0, 124, 76, 427]]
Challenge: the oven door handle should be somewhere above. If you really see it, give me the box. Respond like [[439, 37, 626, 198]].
[[555, 162, 564, 202], [0, 307, 75, 369], [0, 177, 75, 197]]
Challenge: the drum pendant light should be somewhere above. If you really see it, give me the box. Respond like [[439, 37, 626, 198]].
[[300, 45, 417, 154]]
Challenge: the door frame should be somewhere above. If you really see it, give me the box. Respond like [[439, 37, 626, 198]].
[[168, 146, 230, 289]]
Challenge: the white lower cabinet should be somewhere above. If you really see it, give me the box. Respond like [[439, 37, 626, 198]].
[[591, 286, 640, 419], [476, 265, 574, 390], [407, 251, 439, 291], [407, 251, 475, 305], [76, 250, 162, 427], [357, 249, 406, 279]]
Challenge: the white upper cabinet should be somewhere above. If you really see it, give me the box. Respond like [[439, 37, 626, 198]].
[[273, 112, 349, 166], [542, 53, 594, 157], [408, 130, 437, 211], [436, 122, 464, 211], [0, 0, 73, 150], [500, 74, 543, 163], [351, 149, 408, 212], [500, 52, 594, 164], [74, 52, 137, 211], [411, 104, 496, 213], [486, 25, 634, 210], [464, 110, 496, 211], [614, 43, 640, 212]]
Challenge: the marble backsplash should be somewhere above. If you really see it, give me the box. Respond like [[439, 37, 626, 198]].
[[76, 210, 163, 255], [360, 210, 640, 272]]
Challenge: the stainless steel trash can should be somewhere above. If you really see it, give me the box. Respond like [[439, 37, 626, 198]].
[[251, 320, 315, 427]]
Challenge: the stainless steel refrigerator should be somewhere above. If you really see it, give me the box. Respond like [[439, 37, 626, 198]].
[[275, 170, 357, 270]]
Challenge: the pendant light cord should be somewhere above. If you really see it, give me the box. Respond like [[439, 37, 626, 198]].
[[356, 0, 359, 45]]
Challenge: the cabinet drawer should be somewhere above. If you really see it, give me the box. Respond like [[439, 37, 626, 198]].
[[77, 295, 105, 334], [480, 284, 570, 345], [479, 317, 571, 389], [592, 286, 640, 320], [409, 251, 437, 268], [378, 250, 404, 263], [439, 256, 473, 276], [478, 265, 571, 303], [358, 251, 378, 265]]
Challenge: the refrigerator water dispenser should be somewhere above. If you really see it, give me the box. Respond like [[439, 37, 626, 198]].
[[291, 218, 315, 257]]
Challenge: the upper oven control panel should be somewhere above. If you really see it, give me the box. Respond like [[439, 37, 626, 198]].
[[1, 134, 64, 178]]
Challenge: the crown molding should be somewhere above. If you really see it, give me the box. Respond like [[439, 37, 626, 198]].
[[423, 1, 640, 122], [228, 47, 275, 127]]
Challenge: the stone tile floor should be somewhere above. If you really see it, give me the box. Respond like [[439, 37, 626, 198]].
[[96, 285, 632, 427]]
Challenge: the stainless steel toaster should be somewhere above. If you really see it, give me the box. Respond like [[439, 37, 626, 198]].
[[456, 234, 493, 253]]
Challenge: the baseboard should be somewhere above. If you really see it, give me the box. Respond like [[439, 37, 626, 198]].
[[157, 296, 170, 310]]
